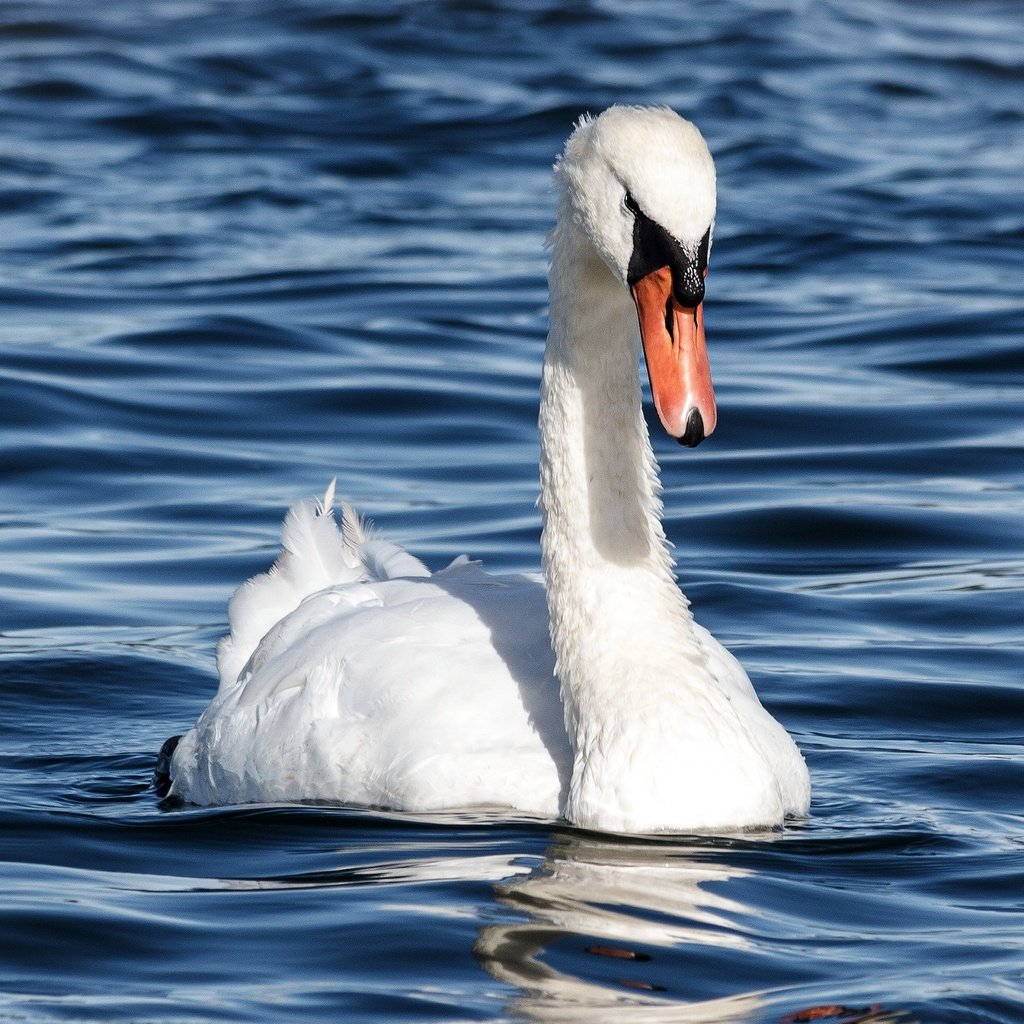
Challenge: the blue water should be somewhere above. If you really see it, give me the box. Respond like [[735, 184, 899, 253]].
[[2, 1, 1022, 1021]]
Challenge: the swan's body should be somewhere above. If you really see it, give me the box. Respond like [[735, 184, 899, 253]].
[[165, 106, 810, 832]]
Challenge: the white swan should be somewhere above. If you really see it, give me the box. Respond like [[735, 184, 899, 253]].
[[162, 106, 810, 833]]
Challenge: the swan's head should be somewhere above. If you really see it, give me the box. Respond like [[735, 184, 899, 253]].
[[557, 106, 717, 446]]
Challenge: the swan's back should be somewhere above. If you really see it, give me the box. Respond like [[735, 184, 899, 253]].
[[169, 491, 569, 811]]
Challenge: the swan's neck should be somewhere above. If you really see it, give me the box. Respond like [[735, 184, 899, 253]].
[[539, 213, 712, 831]]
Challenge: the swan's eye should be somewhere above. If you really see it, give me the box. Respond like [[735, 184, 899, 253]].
[[624, 191, 640, 216]]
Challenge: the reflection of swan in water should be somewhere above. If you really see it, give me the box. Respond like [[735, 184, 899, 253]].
[[475, 827, 917, 1024], [206, 812, 909, 1024], [474, 829, 914, 1024], [210, 820, 764, 1019], [475, 830, 766, 1023]]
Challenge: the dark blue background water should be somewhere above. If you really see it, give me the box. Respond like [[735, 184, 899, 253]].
[[2, 2, 1022, 1021]]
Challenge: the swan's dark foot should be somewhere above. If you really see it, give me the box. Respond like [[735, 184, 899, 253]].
[[153, 734, 181, 798]]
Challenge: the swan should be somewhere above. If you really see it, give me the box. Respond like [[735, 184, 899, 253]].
[[159, 105, 810, 833]]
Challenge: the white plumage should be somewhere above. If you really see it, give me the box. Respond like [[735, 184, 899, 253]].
[[172, 497, 568, 813], [167, 106, 811, 833]]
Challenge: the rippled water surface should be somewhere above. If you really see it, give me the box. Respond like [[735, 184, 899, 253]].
[[2, 1, 1023, 1021]]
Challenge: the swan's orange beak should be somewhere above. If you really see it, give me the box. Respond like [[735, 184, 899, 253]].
[[630, 265, 716, 447]]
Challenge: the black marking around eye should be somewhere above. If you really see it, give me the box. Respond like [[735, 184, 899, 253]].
[[625, 191, 709, 309]]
